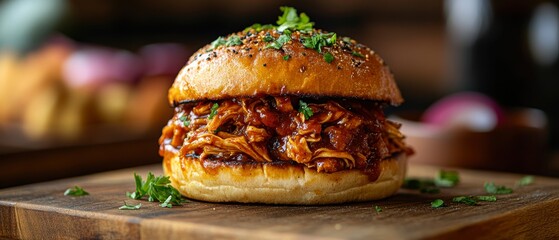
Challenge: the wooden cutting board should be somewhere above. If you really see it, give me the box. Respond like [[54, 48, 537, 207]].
[[1, 164, 558, 240]]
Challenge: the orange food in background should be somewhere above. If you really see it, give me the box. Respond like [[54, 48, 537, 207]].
[[0, 38, 189, 145]]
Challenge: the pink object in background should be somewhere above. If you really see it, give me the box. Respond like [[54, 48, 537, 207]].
[[393, 91, 547, 174], [422, 91, 505, 131], [62, 47, 142, 89]]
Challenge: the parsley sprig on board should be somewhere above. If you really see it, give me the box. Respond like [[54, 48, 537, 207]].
[[406, 171, 533, 208], [452, 196, 479, 206], [484, 182, 513, 195], [516, 175, 534, 186], [119, 201, 142, 210], [431, 199, 444, 208], [434, 170, 460, 187], [126, 172, 185, 208], [403, 170, 460, 194], [64, 186, 89, 196], [453, 195, 497, 206]]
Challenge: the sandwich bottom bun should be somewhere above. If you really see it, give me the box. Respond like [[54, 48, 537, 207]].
[[163, 152, 407, 205]]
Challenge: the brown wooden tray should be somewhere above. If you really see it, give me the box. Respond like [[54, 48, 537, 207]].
[[1, 164, 558, 239]]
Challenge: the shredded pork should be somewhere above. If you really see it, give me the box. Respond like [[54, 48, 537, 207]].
[[159, 96, 409, 173]]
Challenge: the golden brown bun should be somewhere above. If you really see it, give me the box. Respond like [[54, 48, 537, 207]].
[[163, 151, 407, 205], [168, 29, 403, 106]]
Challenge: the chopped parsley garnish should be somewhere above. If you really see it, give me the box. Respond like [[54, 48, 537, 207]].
[[266, 30, 292, 50], [374, 205, 382, 213], [452, 195, 497, 206], [160, 195, 174, 208], [64, 186, 89, 196], [323, 52, 334, 63], [276, 6, 314, 32], [342, 37, 353, 44], [298, 100, 314, 120], [452, 196, 478, 206], [484, 182, 513, 195], [126, 172, 185, 208], [245, 7, 313, 33], [179, 115, 190, 126], [420, 186, 441, 194], [403, 171, 458, 194], [209, 36, 227, 51], [207, 35, 243, 51], [301, 32, 337, 53], [516, 175, 534, 186], [263, 32, 274, 42], [352, 51, 365, 58], [431, 199, 444, 208], [435, 170, 460, 187], [403, 178, 429, 189], [243, 7, 342, 63], [208, 103, 219, 120], [301, 32, 337, 63], [283, 55, 290, 61], [476, 195, 497, 202], [402, 178, 439, 194], [244, 23, 275, 32], [213, 127, 221, 134], [119, 201, 142, 210], [226, 35, 243, 46]]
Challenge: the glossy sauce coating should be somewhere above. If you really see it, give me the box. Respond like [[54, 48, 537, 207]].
[[159, 96, 409, 179]]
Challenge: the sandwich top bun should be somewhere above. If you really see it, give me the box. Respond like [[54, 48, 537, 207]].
[[168, 29, 403, 106]]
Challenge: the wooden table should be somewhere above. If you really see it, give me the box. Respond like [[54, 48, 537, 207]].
[[1, 164, 558, 239], [0, 138, 161, 188]]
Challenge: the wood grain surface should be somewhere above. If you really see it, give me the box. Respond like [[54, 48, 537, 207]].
[[1, 164, 558, 240]]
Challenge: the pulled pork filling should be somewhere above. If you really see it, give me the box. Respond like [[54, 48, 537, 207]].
[[159, 96, 409, 173]]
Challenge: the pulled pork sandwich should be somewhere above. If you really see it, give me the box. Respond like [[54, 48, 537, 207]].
[[159, 7, 412, 204]]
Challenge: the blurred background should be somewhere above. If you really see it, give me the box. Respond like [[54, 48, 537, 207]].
[[1, 0, 558, 187]]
